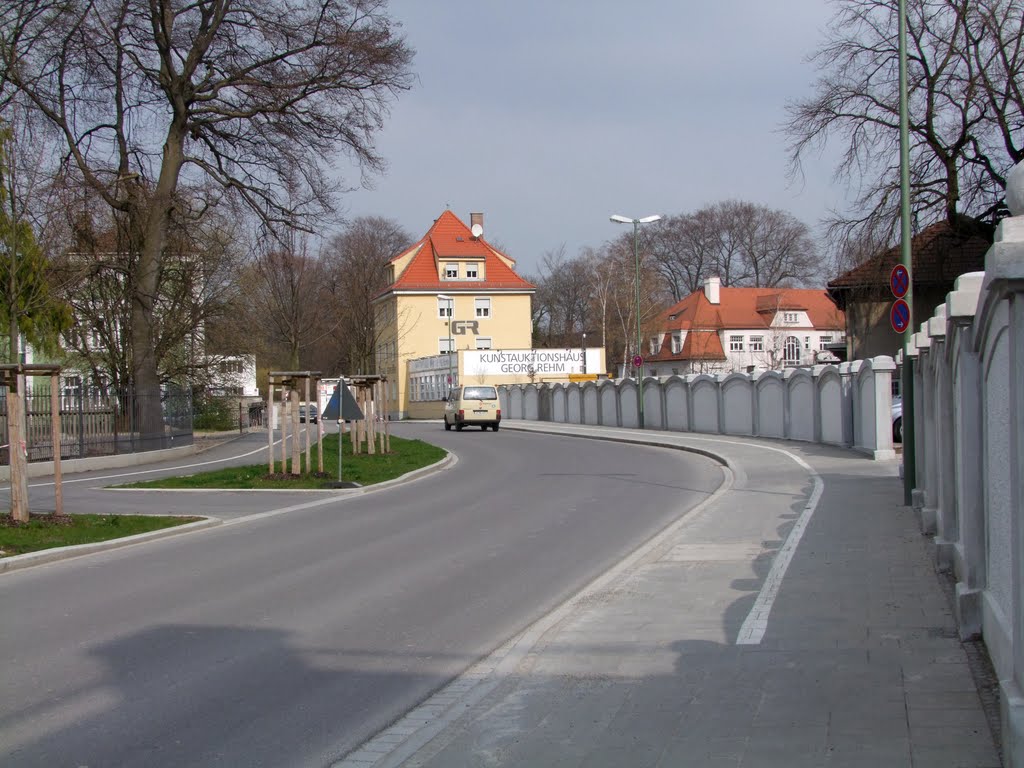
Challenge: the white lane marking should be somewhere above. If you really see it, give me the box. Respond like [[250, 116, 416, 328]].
[[20, 433, 306, 489], [502, 424, 826, 646]]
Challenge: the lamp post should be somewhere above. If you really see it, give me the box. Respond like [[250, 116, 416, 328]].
[[438, 294, 454, 395], [582, 331, 587, 375], [610, 213, 662, 429]]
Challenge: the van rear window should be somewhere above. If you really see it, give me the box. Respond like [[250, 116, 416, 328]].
[[463, 386, 497, 400]]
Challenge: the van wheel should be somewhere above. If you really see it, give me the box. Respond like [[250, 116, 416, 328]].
[[493, 423, 500, 432], [444, 420, 451, 431]]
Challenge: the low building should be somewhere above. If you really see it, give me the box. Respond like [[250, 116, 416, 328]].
[[646, 277, 846, 376], [827, 218, 993, 360]]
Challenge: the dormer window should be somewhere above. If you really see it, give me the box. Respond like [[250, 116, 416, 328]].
[[466, 263, 478, 279], [783, 312, 799, 324], [445, 263, 458, 279]]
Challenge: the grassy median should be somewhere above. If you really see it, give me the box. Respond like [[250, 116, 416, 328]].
[[119, 432, 446, 490], [0, 513, 203, 557]]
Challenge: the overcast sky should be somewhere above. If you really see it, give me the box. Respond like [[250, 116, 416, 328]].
[[335, 0, 848, 278]]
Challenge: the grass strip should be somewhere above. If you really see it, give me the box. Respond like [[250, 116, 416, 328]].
[[119, 432, 447, 490], [0, 513, 202, 557]]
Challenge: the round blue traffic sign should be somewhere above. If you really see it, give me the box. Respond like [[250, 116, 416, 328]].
[[890, 264, 910, 299], [891, 299, 911, 333]]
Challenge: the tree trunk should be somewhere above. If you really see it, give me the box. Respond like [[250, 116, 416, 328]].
[[131, 123, 186, 450]]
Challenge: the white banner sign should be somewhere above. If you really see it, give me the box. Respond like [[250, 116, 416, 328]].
[[463, 348, 599, 376]]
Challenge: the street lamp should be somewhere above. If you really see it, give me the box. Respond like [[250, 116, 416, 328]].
[[610, 213, 662, 429], [438, 293, 454, 396], [582, 331, 587, 375]]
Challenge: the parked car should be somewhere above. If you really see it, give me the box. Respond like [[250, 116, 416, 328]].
[[444, 385, 501, 431], [299, 404, 318, 424], [892, 396, 902, 443]]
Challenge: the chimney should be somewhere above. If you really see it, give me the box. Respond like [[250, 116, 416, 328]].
[[470, 212, 484, 238], [703, 276, 721, 305]]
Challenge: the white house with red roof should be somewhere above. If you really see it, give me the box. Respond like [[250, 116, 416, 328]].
[[646, 277, 846, 376], [373, 210, 539, 419]]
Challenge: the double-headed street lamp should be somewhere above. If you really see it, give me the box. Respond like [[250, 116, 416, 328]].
[[438, 293, 455, 396], [610, 213, 662, 429]]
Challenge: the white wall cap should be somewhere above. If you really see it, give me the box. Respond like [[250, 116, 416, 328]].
[[915, 331, 932, 350], [947, 287, 981, 319], [994, 217, 1024, 243], [928, 304, 947, 338], [985, 240, 1024, 281], [870, 355, 897, 371], [954, 271, 986, 293], [919, 321, 930, 336], [895, 349, 904, 364], [905, 342, 919, 358]]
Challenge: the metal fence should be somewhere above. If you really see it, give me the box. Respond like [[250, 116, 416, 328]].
[[0, 383, 193, 464]]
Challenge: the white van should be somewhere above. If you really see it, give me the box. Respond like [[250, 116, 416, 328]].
[[444, 385, 501, 431]]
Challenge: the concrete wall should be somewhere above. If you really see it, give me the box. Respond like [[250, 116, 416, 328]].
[[498, 356, 897, 460], [905, 215, 1024, 767]]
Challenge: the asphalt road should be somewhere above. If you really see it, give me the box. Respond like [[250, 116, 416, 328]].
[[0, 423, 723, 767]]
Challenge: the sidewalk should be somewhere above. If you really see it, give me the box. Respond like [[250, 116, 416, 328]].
[[339, 422, 1001, 768]]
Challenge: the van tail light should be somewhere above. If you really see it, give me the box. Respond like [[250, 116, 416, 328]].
[[458, 409, 465, 419], [496, 409, 501, 418]]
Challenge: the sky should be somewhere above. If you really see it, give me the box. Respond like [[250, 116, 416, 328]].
[[334, 0, 849, 278]]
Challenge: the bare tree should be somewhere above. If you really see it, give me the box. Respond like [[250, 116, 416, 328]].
[[785, 0, 1023, 247], [245, 233, 334, 371], [647, 201, 819, 298], [51, 184, 243, 390], [1, 0, 414, 442], [321, 215, 412, 374], [529, 245, 595, 348]]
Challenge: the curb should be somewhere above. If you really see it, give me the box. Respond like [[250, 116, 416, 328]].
[[0, 452, 456, 573], [0, 517, 223, 574]]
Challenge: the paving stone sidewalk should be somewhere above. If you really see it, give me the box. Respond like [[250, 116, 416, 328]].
[[342, 424, 1001, 768]]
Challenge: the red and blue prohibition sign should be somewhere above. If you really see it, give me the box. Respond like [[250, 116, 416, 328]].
[[890, 264, 910, 299], [891, 299, 911, 334]]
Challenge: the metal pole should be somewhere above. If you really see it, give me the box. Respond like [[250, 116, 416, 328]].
[[634, 221, 645, 429], [898, 0, 916, 505]]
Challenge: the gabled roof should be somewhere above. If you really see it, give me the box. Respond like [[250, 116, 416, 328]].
[[648, 285, 843, 363], [656, 287, 844, 332], [827, 218, 993, 298], [381, 210, 535, 295]]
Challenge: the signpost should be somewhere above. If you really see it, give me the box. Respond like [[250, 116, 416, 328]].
[[322, 383, 364, 487], [890, 264, 910, 299], [891, 298, 911, 334]]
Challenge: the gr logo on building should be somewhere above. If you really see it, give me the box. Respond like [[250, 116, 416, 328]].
[[451, 320, 480, 335]]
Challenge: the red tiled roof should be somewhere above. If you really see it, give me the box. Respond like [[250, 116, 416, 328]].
[[647, 285, 843, 363], [681, 331, 726, 360], [828, 219, 993, 293], [382, 210, 535, 294]]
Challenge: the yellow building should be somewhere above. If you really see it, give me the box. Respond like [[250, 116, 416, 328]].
[[374, 210, 537, 419]]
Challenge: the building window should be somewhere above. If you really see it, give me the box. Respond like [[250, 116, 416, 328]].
[[475, 297, 491, 318], [445, 263, 458, 279], [750, 336, 764, 352], [783, 312, 799, 324], [784, 336, 801, 364], [671, 332, 681, 355], [819, 336, 833, 349], [438, 297, 453, 318], [466, 263, 478, 279], [729, 335, 744, 352], [475, 337, 492, 350], [649, 336, 659, 355], [439, 337, 454, 354]]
